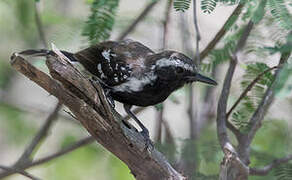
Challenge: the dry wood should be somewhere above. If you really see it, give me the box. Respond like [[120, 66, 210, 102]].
[[10, 52, 185, 180]]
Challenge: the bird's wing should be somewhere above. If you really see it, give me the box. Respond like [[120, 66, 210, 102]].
[[74, 40, 154, 86]]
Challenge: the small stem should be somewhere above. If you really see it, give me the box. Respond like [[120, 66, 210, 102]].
[[200, 2, 245, 61], [34, 1, 48, 48], [14, 102, 62, 167], [227, 66, 278, 118], [0, 165, 41, 180], [193, 0, 201, 67], [117, 0, 160, 40]]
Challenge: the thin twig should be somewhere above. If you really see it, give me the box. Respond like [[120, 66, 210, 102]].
[[216, 54, 237, 149], [154, 0, 172, 143], [187, 85, 197, 139], [0, 105, 148, 178], [249, 154, 292, 176], [0, 137, 94, 179], [226, 66, 278, 118], [192, 0, 201, 67], [154, 107, 164, 143], [199, 2, 245, 61], [162, 0, 172, 49], [0, 165, 41, 180], [117, 0, 160, 40], [34, 1, 48, 48], [14, 102, 62, 167]]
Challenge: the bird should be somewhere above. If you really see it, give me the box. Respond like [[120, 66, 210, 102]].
[[19, 39, 217, 147]]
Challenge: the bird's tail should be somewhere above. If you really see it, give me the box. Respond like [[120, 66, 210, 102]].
[[18, 49, 77, 62]]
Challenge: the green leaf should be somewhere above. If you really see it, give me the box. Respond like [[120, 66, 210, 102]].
[[274, 60, 292, 97], [251, 0, 267, 24], [231, 62, 274, 132], [201, 0, 218, 14], [82, 0, 119, 45], [173, 0, 191, 12], [268, 0, 292, 30]]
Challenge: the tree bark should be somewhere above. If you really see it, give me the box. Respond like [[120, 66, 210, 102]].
[[10, 52, 185, 180]]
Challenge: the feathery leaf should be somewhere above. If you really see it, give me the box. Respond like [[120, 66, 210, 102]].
[[82, 0, 119, 45]]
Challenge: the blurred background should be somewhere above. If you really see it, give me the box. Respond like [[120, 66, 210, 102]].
[[0, 0, 291, 179]]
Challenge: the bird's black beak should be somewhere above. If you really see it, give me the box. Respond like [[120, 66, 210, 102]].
[[185, 73, 217, 85]]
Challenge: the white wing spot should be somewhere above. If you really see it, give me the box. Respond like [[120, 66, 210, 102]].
[[114, 77, 119, 82], [97, 63, 107, 78], [97, 64, 102, 73], [102, 50, 111, 62]]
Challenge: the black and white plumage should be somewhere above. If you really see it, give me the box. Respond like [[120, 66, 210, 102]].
[[19, 39, 217, 147]]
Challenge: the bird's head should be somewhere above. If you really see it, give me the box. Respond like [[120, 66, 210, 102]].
[[146, 51, 217, 86]]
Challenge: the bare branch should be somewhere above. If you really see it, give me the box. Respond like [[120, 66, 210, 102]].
[[9, 53, 184, 180], [0, 165, 41, 180], [249, 154, 292, 176], [0, 137, 94, 179], [117, 0, 160, 40], [162, 0, 172, 49], [192, 0, 201, 66], [200, 2, 245, 61], [154, 107, 163, 143], [14, 102, 62, 167], [34, 1, 48, 48], [216, 55, 237, 149]]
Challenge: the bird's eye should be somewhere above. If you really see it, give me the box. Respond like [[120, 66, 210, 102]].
[[175, 67, 184, 74]]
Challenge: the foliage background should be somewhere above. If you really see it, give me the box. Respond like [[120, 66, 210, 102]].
[[0, 0, 291, 179]]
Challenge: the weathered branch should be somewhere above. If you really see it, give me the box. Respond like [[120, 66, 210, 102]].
[[249, 154, 292, 176], [9, 52, 184, 180]]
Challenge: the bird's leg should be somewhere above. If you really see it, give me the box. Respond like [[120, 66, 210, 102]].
[[124, 104, 153, 149], [104, 89, 115, 108]]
